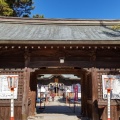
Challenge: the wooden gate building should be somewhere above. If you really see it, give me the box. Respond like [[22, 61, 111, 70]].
[[0, 17, 120, 120]]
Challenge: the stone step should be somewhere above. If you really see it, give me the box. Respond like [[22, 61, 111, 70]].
[[28, 115, 79, 120], [28, 114, 90, 120]]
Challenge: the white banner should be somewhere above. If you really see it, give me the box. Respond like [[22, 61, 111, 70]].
[[0, 75, 18, 99], [102, 75, 120, 99]]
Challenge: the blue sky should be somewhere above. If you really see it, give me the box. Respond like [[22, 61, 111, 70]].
[[31, 0, 120, 19]]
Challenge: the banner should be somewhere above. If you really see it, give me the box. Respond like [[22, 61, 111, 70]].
[[0, 75, 18, 99], [102, 75, 120, 99], [74, 85, 78, 101]]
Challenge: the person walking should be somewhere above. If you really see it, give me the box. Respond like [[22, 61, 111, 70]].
[[51, 92, 55, 101]]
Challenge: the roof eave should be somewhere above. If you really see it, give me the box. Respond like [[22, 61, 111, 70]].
[[0, 40, 120, 45]]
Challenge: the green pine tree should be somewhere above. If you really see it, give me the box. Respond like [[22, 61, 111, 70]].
[[0, 0, 34, 17], [0, 0, 13, 16]]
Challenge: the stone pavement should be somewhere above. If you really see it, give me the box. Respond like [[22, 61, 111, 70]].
[[27, 96, 89, 120]]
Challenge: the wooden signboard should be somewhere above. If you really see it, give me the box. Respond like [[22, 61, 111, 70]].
[[102, 75, 120, 99], [0, 75, 18, 99]]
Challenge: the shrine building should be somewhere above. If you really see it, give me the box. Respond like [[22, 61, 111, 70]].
[[0, 17, 120, 120]]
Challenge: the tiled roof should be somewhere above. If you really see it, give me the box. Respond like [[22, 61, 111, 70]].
[[0, 17, 120, 41]]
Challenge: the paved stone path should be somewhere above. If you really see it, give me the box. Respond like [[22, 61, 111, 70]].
[[28, 96, 89, 120]]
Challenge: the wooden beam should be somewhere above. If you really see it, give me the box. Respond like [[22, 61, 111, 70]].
[[0, 61, 119, 68], [1, 40, 120, 45], [29, 61, 94, 68], [0, 61, 24, 68], [29, 61, 120, 68], [30, 56, 90, 61], [0, 60, 120, 68], [35, 68, 82, 74]]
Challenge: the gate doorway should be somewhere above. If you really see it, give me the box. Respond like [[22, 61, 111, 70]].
[[29, 67, 83, 120]]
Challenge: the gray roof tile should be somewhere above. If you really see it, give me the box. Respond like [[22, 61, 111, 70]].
[[0, 18, 120, 41]]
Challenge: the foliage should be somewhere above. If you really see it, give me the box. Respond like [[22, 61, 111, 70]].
[[0, 0, 43, 18], [13, 0, 34, 17], [33, 14, 44, 18], [0, 0, 34, 17], [0, 0, 13, 16], [112, 24, 120, 30]]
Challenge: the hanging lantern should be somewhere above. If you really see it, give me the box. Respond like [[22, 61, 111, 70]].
[[104, 78, 113, 90], [55, 78, 58, 83], [7, 76, 18, 91]]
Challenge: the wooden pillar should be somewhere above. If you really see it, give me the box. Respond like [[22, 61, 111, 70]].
[[84, 72, 89, 116], [29, 72, 37, 116], [81, 70, 90, 117], [81, 71, 85, 116], [22, 67, 30, 120], [77, 74, 82, 116], [91, 67, 99, 120], [28, 91, 36, 116]]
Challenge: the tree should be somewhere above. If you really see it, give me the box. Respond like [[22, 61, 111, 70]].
[[12, 0, 34, 17], [0, 0, 34, 17], [112, 24, 120, 30], [0, 0, 13, 16], [33, 14, 44, 18]]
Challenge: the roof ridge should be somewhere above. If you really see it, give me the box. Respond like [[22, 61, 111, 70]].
[[0, 16, 120, 26]]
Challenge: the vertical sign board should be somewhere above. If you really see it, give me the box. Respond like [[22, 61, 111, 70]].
[[102, 75, 120, 120], [0, 75, 18, 99], [102, 75, 120, 99], [74, 85, 78, 101]]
